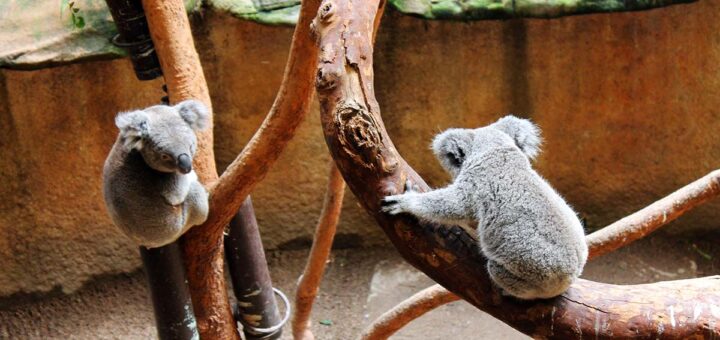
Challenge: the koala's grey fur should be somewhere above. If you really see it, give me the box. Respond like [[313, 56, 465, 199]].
[[382, 116, 588, 299], [102, 100, 210, 248]]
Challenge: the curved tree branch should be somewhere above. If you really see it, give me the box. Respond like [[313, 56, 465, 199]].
[[359, 284, 459, 340], [177, 0, 322, 337], [313, 0, 720, 338], [361, 169, 720, 339], [587, 169, 720, 259], [292, 163, 346, 340]]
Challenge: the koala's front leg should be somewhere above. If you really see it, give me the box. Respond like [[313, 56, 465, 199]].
[[163, 171, 195, 206], [184, 179, 209, 228], [381, 181, 473, 225]]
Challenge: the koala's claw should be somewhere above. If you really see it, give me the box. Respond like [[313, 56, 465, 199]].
[[404, 180, 420, 193], [381, 196, 404, 215]]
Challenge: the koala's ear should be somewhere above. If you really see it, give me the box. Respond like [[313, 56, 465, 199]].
[[115, 110, 150, 151], [175, 100, 210, 131], [492, 115, 542, 160], [432, 128, 473, 173]]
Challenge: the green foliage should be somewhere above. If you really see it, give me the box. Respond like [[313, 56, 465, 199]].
[[61, 0, 85, 29]]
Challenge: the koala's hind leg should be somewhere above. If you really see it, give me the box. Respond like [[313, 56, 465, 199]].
[[487, 260, 542, 300], [184, 180, 209, 228]]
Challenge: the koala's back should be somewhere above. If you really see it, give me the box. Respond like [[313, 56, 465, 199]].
[[472, 149, 587, 280], [103, 143, 186, 247]]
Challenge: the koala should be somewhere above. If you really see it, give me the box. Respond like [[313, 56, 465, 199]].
[[102, 100, 210, 248], [382, 116, 588, 300]]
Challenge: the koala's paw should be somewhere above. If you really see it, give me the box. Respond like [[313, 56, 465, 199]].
[[381, 193, 414, 215]]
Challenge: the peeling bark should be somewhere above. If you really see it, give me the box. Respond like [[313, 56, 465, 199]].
[[313, 0, 720, 338], [361, 169, 720, 339]]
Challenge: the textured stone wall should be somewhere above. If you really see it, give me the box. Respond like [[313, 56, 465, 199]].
[[1, 1, 718, 296]]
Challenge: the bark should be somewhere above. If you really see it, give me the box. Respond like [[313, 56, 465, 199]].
[[154, 0, 321, 337], [140, 0, 238, 338], [293, 163, 346, 340], [313, 0, 720, 338], [361, 169, 720, 339], [359, 284, 458, 340], [587, 169, 720, 259]]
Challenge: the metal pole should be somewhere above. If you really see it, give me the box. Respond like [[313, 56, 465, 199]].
[[140, 244, 198, 340], [225, 197, 285, 340]]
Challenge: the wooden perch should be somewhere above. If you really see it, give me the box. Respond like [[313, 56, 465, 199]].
[[587, 170, 720, 258], [140, 0, 237, 338], [361, 169, 720, 339], [293, 163, 346, 340], [360, 284, 459, 340], [156, 0, 321, 337], [312, 0, 720, 338]]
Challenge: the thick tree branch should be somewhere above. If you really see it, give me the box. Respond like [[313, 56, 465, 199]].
[[313, 0, 720, 338], [140, 0, 238, 338], [174, 0, 321, 337], [361, 169, 720, 339], [292, 163, 346, 340]]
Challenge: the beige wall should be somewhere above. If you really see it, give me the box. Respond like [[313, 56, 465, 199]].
[[1, 2, 719, 296]]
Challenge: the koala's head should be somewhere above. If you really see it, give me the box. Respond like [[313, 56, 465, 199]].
[[432, 115, 541, 178], [115, 100, 210, 174]]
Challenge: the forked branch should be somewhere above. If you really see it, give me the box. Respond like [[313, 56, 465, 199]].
[[312, 0, 720, 338], [175, 0, 322, 337], [362, 169, 720, 339]]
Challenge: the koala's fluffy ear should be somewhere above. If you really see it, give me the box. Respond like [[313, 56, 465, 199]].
[[432, 128, 473, 176], [175, 100, 210, 131], [492, 115, 542, 160], [115, 110, 150, 151]]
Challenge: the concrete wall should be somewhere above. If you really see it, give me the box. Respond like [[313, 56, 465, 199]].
[[1, 1, 719, 296]]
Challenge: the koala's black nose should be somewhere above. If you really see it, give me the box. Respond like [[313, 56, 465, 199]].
[[177, 154, 192, 174]]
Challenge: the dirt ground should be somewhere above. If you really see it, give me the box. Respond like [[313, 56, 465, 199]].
[[1, 232, 718, 340]]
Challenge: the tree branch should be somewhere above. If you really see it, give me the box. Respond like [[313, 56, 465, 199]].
[[292, 163, 346, 340], [359, 284, 459, 340], [140, 0, 237, 338], [360, 169, 720, 339], [587, 169, 720, 259], [175, 0, 322, 337], [313, 0, 720, 338]]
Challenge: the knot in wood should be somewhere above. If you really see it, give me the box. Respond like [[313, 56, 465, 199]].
[[335, 103, 396, 173], [318, 0, 335, 23], [316, 66, 341, 91]]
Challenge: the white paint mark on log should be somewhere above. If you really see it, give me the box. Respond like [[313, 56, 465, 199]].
[[243, 288, 262, 297], [668, 305, 675, 328]]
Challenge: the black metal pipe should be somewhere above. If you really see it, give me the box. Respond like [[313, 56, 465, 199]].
[[225, 197, 284, 340], [140, 244, 198, 340], [105, 0, 162, 80]]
